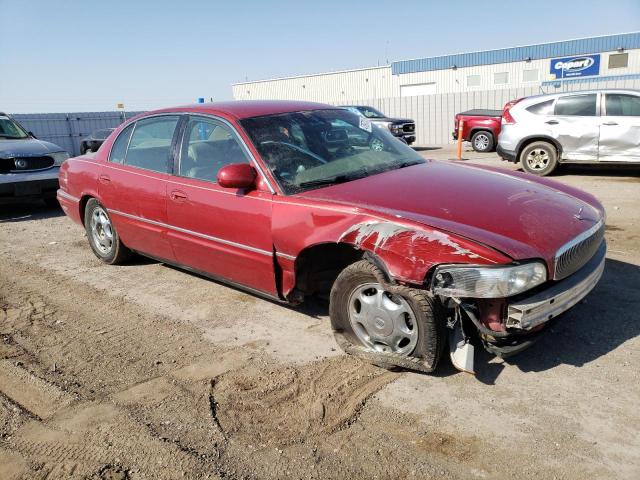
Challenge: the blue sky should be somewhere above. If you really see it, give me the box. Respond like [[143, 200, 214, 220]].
[[0, 0, 638, 113]]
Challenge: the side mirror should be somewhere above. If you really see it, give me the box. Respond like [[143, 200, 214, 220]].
[[217, 163, 257, 189]]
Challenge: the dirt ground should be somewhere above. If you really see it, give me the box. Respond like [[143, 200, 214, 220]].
[[1, 146, 639, 479]]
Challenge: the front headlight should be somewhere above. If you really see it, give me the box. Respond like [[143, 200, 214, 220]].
[[431, 262, 547, 298], [51, 151, 70, 166]]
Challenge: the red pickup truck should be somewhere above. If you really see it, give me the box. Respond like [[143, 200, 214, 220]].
[[452, 109, 502, 153]]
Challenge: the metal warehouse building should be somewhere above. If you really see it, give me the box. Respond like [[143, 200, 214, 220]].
[[232, 32, 640, 145]]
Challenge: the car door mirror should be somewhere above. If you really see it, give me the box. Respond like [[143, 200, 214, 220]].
[[217, 163, 257, 189]]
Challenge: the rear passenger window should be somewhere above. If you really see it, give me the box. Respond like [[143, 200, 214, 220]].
[[605, 94, 640, 116], [555, 94, 597, 116], [526, 99, 554, 115], [109, 124, 134, 164], [125, 116, 179, 173], [178, 117, 249, 183]]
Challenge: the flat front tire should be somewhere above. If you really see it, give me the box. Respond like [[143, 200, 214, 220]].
[[330, 260, 444, 372], [84, 198, 131, 264]]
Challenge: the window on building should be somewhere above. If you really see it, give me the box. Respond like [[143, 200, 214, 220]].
[[608, 53, 629, 69], [179, 117, 250, 182], [522, 69, 538, 82], [494, 72, 509, 84], [400, 83, 436, 97], [466, 75, 481, 87], [125, 116, 180, 173], [555, 94, 597, 116], [605, 94, 640, 116], [526, 99, 554, 115]]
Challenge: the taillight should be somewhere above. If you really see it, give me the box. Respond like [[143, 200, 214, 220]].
[[502, 98, 522, 125]]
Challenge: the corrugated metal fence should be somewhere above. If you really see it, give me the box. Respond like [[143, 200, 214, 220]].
[[331, 76, 640, 145], [11, 111, 143, 156]]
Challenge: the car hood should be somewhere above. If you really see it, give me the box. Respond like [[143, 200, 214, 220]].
[[371, 117, 414, 125], [298, 160, 604, 264], [0, 138, 65, 158]]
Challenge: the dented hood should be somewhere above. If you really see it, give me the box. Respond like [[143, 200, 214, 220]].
[[297, 160, 604, 264]]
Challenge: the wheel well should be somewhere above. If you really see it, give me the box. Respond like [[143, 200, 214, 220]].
[[516, 137, 561, 161], [294, 243, 362, 297], [470, 128, 494, 138], [79, 195, 93, 225]]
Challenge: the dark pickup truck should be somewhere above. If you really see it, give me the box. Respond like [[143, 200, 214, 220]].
[[343, 106, 416, 145], [452, 109, 502, 153]]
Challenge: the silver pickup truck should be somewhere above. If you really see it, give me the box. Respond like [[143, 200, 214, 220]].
[[0, 113, 69, 205]]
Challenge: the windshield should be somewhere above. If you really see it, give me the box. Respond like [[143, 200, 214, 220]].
[[0, 116, 29, 139], [355, 106, 386, 118], [240, 109, 423, 194]]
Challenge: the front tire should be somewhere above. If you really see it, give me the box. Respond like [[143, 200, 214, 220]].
[[84, 198, 131, 264], [520, 141, 558, 176], [471, 131, 494, 153], [330, 260, 444, 372]]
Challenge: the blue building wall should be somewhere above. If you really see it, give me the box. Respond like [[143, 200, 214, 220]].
[[392, 32, 640, 75]]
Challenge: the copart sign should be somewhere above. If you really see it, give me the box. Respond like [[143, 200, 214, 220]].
[[550, 54, 600, 79]]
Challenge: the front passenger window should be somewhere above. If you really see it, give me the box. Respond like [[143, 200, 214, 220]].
[[606, 94, 640, 116], [179, 117, 250, 182]]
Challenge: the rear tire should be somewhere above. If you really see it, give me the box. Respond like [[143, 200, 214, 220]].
[[329, 260, 444, 372], [520, 141, 558, 176], [84, 198, 131, 264], [471, 131, 494, 153]]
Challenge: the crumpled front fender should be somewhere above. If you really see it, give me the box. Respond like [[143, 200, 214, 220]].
[[338, 220, 511, 285]]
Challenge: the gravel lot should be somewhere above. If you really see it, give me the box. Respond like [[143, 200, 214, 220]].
[[1, 146, 639, 479]]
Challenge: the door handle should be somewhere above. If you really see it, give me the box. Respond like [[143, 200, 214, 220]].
[[545, 120, 559, 125], [98, 174, 110, 184], [602, 121, 618, 126], [170, 190, 188, 202]]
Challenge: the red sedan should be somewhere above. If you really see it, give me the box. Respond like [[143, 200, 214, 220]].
[[57, 101, 606, 374]]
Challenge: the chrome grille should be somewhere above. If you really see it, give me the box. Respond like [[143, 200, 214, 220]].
[[554, 219, 605, 280]]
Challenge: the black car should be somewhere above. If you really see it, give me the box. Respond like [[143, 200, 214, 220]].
[[80, 128, 114, 154], [342, 105, 416, 145], [0, 113, 69, 205]]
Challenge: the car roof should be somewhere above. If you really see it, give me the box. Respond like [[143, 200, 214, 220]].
[[519, 88, 640, 104], [141, 100, 335, 121]]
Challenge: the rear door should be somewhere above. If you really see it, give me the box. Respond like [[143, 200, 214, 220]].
[[598, 92, 640, 162], [166, 115, 276, 295], [551, 93, 600, 161], [98, 115, 180, 261]]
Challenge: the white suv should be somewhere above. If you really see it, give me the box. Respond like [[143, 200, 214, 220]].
[[497, 89, 640, 175]]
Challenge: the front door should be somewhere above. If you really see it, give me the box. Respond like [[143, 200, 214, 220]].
[[166, 115, 276, 295], [98, 115, 180, 261], [599, 92, 640, 162], [552, 93, 600, 161]]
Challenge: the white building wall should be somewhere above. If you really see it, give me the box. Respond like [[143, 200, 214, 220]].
[[232, 49, 640, 102]]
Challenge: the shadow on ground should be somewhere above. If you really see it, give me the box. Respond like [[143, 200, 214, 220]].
[[0, 201, 64, 223]]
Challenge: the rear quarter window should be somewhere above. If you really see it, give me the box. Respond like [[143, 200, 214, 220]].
[[526, 99, 554, 115], [109, 124, 134, 164]]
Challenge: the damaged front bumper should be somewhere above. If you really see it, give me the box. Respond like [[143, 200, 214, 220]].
[[506, 241, 606, 331], [452, 241, 605, 363]]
